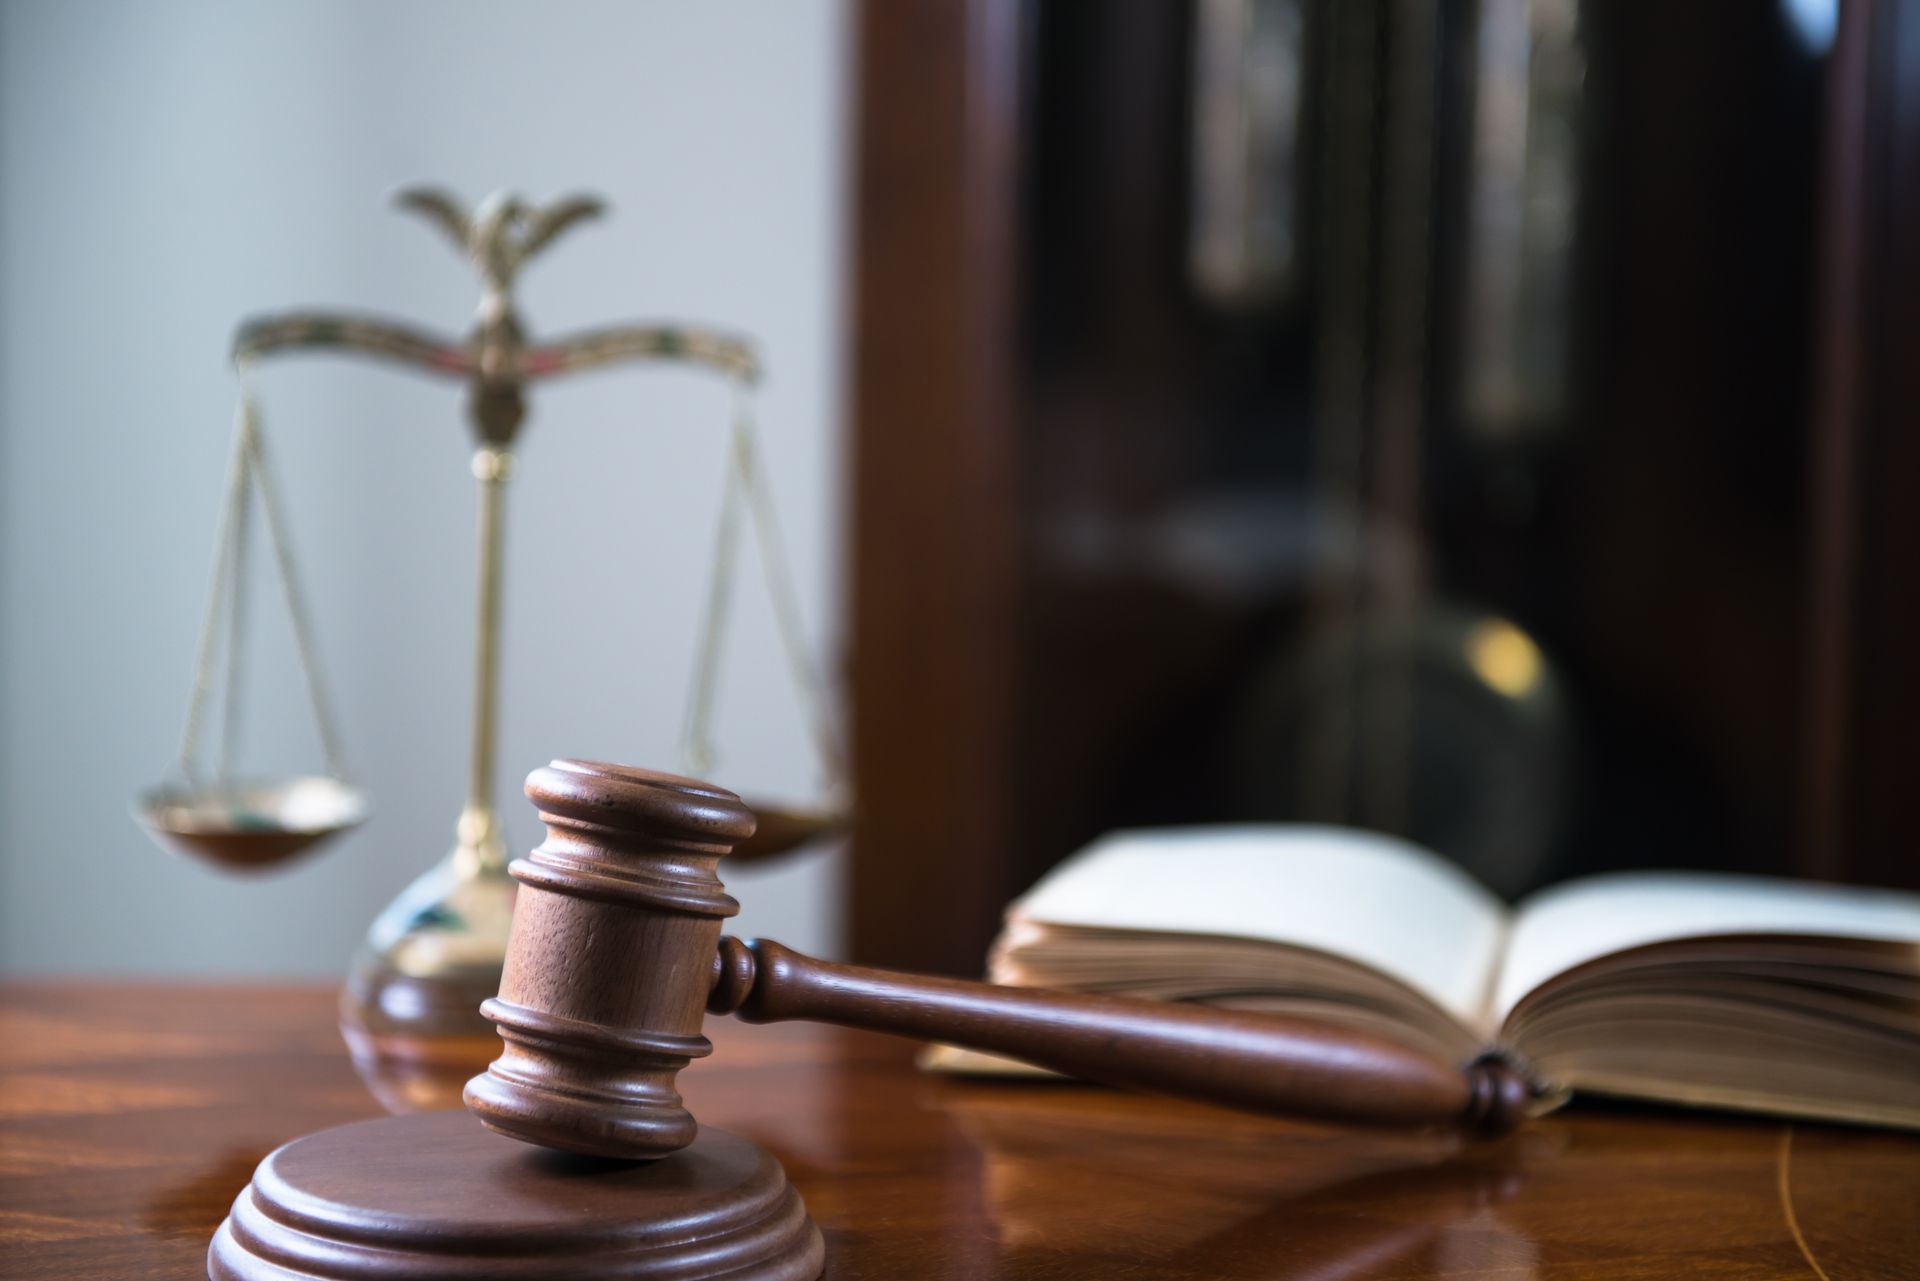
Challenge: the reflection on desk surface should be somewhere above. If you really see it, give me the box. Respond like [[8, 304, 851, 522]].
[[2, 982, 1917, 1280]]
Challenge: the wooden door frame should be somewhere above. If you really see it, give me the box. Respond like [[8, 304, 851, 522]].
[[847, 0, 1029, 972]]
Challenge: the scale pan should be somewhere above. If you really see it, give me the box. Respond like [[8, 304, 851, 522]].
[[732, 799, 846, 862], [136, 775, 366, 871]]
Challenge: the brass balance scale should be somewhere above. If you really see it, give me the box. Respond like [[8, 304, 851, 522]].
[[135, 188, 847, 1109]]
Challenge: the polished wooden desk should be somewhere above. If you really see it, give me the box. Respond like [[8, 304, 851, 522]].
[[2, 982, 1916, 1280]]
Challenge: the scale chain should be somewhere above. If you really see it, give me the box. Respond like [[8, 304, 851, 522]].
[[219, 403, 254, 782], [678, 382, 844, 796], [735, 395, 845, 792], [242, 378, 352, 784], [174, 370, 351, 787], [678, 392, 747, 777], [174, 392, 256, 785]]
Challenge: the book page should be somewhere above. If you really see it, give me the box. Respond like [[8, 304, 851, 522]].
[[1495, 870, 1920, 1020], [1009, 825, 1509, 1027]]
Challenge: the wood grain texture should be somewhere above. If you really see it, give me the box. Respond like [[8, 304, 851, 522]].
[[206, 1112, 821, 1280], [5, 983, 1918, 1279], [464, 760, 750, 1160], [1802, 0, 1920, 888], [709, 938, 1528, 1137], [847, 0, 1028, 976]]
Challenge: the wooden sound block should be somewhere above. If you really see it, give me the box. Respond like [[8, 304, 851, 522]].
[[208, 1110, 823, 1280]]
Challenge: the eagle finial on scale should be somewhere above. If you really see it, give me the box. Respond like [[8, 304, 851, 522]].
[[394, 187, 608, 296]]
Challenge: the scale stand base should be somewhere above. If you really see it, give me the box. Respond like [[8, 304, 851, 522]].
[[208, 1111, 823, 1281]]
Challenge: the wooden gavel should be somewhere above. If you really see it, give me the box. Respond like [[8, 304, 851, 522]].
[[464, 759, 1532, 1159]]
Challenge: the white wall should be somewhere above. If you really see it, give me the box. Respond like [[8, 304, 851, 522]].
[[0, 0, 849, 974]]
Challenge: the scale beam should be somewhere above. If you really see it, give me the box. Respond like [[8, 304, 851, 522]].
[[526, 324, 759, 384], [234, 312, 471, 377], [233, 186, 758, 392], [233, 314, 760, 387]]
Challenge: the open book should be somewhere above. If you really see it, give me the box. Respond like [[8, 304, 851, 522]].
[[925, 826, 1920, 1128]]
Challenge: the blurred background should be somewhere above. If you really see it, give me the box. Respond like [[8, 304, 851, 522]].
[[3, 0, 1916, 983], [0, 0, 849, 975]]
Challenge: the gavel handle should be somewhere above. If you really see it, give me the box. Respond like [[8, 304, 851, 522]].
[[708, 937, 1529, 1136]]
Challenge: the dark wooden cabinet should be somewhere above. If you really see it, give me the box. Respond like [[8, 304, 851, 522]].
[[848, 0, 1920, 975]]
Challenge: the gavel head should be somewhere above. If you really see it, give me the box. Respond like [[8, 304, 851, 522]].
[[463, 758, 756, 1160]]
